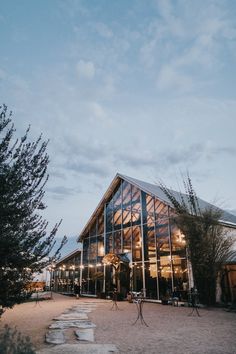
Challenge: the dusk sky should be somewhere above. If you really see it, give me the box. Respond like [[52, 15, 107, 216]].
[[1, 0, 236, 251]]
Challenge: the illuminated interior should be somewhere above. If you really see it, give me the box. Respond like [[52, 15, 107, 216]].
[[80, 177, 188, 300]]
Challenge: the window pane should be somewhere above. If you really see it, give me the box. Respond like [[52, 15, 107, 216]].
[[155, 199, 168, 221], [89, 236, 97, 260], [156, 224, 170, 254], [90, 221, 97, 236], [132, 226, 142, 261], [106, 199, 113, 232], [113, 208, 122, 230], [83, 237, 89, 264], [106, 232, 113, 253], [123, 228, 132, 253], [97, 211, 104, 235], [113, 183, 122, 209], [133, 263, 143, 291], [171, 225, 186, 252], [146, 194, 155, 225], [113, 230, 122, 254], [147, 227, 156, 261], [132, 186, 141, 225], [97, 235, 104, 257]]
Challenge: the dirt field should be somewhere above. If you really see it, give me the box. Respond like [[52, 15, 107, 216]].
[[1, 293, 236, 354]]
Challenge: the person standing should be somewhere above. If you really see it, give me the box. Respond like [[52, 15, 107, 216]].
[[74, 282, 80, 299]]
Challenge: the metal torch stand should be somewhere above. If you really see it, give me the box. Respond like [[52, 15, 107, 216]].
[[188, 291, 200, 317], [110, 290, 119, 311], [132, 297, 148, 327]]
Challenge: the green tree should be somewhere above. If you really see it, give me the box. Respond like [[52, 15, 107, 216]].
[[160, 175, 235, 305], [0, 104, 66, 314]]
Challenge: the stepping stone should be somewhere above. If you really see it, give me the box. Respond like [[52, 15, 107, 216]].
[[49, 320, 96, 329], [70, 308, 93, 312], [45, 330, 65, 344], [75, 328, 94, 342], [36, 343, 119, 353], [74, 304, 97, 309], [72, 308, 95, 313], [71, 304, 97, 309], [54, 313, 88, 321]]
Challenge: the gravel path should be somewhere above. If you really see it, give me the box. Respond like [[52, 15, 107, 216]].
[[1, 294, 236, 353]]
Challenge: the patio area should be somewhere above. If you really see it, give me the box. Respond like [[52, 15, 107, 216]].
[[1, 293, 235, 353]]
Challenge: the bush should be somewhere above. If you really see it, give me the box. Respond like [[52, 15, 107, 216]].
[[0, 325, 35, 354]]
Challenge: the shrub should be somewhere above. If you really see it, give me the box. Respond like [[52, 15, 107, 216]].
[[0, 325, 35, 354]]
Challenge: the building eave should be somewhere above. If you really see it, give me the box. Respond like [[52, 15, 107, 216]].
[[77, 173, 122, 241], [56, 248, 81, 266], [77, 173, 236, 242], [219, 220, 236, 229]]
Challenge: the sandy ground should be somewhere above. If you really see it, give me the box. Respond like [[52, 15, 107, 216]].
[[0, 293, 79, 349], [1, 293, 236, 354]]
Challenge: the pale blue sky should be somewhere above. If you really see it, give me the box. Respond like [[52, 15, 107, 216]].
[[1, 0, 236, 249]]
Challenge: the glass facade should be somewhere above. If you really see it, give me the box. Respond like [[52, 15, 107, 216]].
[[53, 251, 81, 294], [80, 178, 189, 300]]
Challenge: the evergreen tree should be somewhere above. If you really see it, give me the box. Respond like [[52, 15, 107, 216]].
[[160, 175, 235, 305], [0, 105, 66, 314]]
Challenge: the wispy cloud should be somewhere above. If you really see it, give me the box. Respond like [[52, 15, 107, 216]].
[[94, 22, 113, 38], [76, 60, 95, 80], [47, 186, 78, 200], [1, 0, 236, 234], [138, 0, 236, 93]]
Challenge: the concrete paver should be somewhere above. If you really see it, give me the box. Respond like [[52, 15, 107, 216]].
[[75, 328, 95, 342], [45, 330, 66, 345], [36, 343, 119, 354]]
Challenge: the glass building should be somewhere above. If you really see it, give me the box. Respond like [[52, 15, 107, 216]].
[[52, 249, 81, 294], [78, 174, 236, 301]]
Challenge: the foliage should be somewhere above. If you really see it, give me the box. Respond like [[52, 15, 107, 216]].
[[0, 325, 35, 354], [0, 104, 67, 314], [102, 253, 120, 268], [102, 253, 121, 289], [160, 174, 235, 305]]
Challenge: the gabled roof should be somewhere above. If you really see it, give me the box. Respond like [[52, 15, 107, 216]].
[[121, 174, 236, 227], [56, 248, 81, 266], [78, 173, 236, 240]]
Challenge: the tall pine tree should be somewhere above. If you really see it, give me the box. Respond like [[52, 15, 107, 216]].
[[0, 105, 66, 313]]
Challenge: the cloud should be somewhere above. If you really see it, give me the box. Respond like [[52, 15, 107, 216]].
[[95, 22, 113, 38], [0, 68, 6, 80], [115, 151, 157, 168], [162, 142, 236, 169], [156, 64, 193, 92], [59, 135, 108, 161], [113, 142, 236, 175], [65, 159, 108, 177], [139, 39, 157, 68], [76, 60, 95, 79], [88, 102, 107, 122], [138, 0, 236, 95], [55, 135, 112, 178], [46, 185, 78, 200]]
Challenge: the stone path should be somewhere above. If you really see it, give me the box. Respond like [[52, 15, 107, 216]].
[[38, 300, 119, 354], [37, 343, 119, 353]]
